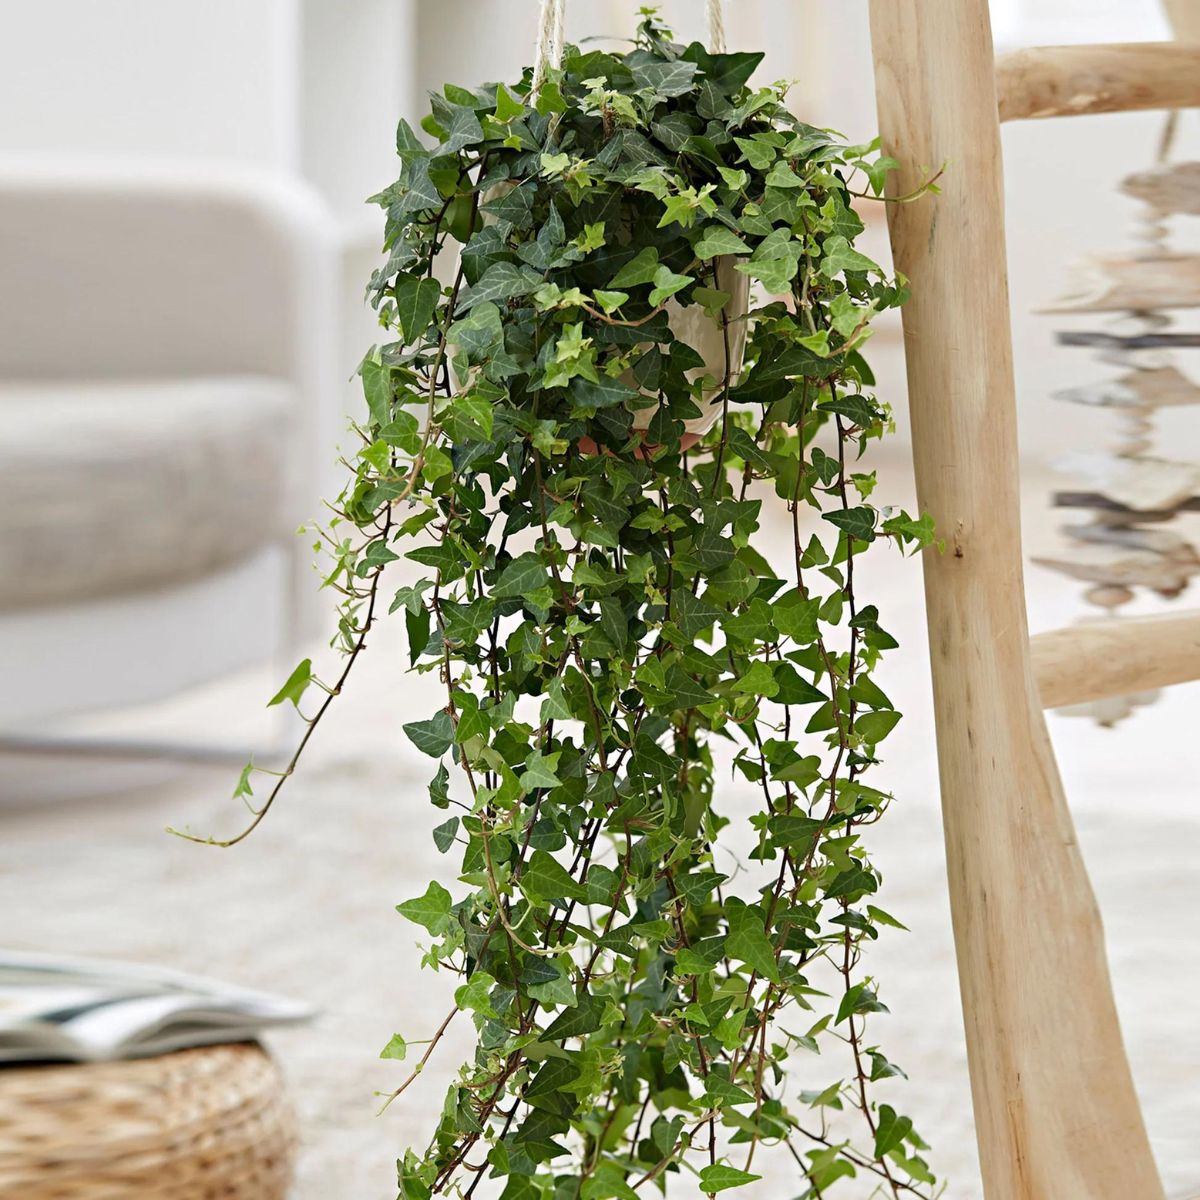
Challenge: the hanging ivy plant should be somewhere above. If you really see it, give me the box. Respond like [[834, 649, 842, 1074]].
[[186, 9, 941, 1198]]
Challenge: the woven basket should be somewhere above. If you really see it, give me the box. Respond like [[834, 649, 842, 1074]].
[[0, 1042, 296, 1200]]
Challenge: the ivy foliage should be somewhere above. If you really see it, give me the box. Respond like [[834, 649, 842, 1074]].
[[209, 10, 942, 1198]]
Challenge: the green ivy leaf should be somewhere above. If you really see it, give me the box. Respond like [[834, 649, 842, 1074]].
[[856, 709, 902, 744], [495, 552, 550, 597], [396, 880, 453, 934], [535, 79, 567, 115], [730, 660, 779, 699], [691, 286, 732, 318], [432, 816, 459, 853], [648, 266, 696, 309], [630, 58, 699, 98], [592, 289, 629, 314], [361, 359, 391, 426], [521, 849, 587, 904], [874, 1103, 914, 1158], [540, 990, 606, 1041], [395, 276, 442, 343], [231, 761, 255, 801], [458, 262, 543, 312], [698, 1163, 763, 1194], [724, 898, 780, 982], [692, 224, 750, 258], [403, 711, 455, 757], [773, 591, 821, 644], [526, 959, 578, 1008], [519, 750, 562, 793], [819, 235, 881, 278], [609, 246, 660, 288], [822, 506, 878, 543]]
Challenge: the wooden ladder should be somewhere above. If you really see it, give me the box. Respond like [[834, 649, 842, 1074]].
[[869, 3, 1200, 1196]]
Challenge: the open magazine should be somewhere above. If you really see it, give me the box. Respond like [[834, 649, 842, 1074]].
[[0, 951, 314, 1063]]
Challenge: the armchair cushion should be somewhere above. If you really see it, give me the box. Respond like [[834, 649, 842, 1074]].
[[0, 376, 295, 608]]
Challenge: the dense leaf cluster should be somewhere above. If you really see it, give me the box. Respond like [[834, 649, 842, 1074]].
[[221, 11, 941, 1199]]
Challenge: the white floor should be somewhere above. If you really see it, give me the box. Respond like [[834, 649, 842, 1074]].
[[2, 457, 1198, 1198]]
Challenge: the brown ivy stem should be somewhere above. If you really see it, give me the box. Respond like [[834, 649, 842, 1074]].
[[786, 1127, 926, 1194], [377, 1004, 458, 1113], [846, 165, 945, 204], [170, 512, 391, 849], [708, 261, 734, 496], [389, 180, 478, 507], [826, 405, 902, 1193]]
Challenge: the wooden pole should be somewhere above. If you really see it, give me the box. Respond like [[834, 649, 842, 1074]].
[[867, 2, 1165, 1196]]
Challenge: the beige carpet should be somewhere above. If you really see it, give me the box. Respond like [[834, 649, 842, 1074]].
[[2, 462, 1197, 1198]]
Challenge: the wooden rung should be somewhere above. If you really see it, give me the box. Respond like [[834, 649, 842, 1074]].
[[1032, 610, 1200, 709], [997, 42, 1200, 122]]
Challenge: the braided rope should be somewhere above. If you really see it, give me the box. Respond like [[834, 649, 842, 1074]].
[[531, 0, 567, 90], [533, 1, 726, 91], [707, 0, 727, 53]]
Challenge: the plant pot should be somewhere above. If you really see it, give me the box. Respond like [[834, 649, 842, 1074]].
[[627, 254, 750, 440]]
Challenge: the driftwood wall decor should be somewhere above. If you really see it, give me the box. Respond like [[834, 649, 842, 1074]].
[[1036, 152, 1200, 724]]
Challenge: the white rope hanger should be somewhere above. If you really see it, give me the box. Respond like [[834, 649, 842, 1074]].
[[531, 0, 566, 91], [532, 0, 728, 89], [706, 0, 726, 54]]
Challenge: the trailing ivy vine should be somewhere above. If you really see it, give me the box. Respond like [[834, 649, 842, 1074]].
[[188, 11, 941, 1198]]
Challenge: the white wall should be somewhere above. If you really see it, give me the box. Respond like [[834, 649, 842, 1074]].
[[302, 0, 418, 236], [0, 0, 303, 168]]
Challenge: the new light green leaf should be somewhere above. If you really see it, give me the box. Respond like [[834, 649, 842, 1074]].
[[493, 82, 524, 122], [519, 750, 562, 793], [819, 234, 881, 278], [455, 970, 498, 1017], [521, 849, 587, 904], [379, 1033, 407, 1061], [267, 659, 312, 709], [693, 224, 750, 259]]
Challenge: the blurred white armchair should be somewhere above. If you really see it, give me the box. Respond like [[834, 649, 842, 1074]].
[[0, 160, 339, 752]]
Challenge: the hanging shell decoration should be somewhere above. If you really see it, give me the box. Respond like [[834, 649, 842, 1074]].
[[1036, 157, 1200, 726]]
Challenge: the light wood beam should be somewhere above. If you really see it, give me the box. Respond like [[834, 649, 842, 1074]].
[[1033, 610, 1200, 709], [996, 42, 1200, 122], [868, 2, 1165, 1196]]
